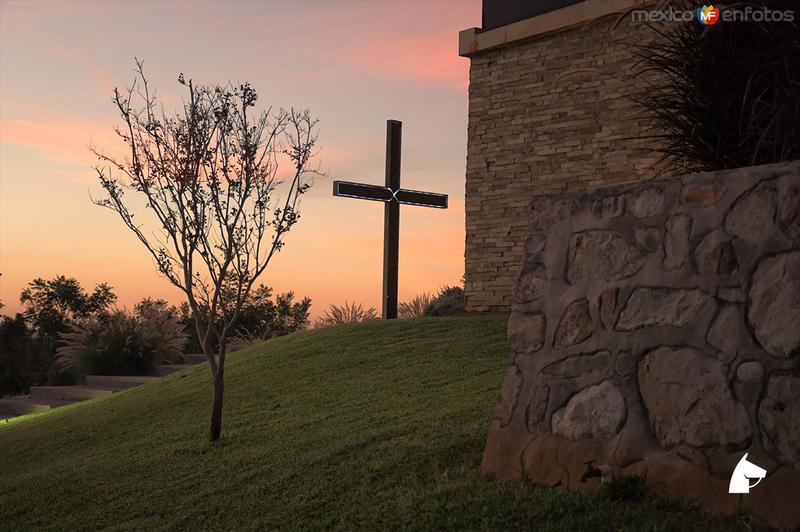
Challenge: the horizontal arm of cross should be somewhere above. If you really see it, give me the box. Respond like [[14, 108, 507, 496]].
[[332, 181, 448, 209]]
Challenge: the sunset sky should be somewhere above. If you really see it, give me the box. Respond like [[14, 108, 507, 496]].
[[0, 0, 480, 318]]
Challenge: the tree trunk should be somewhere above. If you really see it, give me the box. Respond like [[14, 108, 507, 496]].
[[209, 365, 224, 441]]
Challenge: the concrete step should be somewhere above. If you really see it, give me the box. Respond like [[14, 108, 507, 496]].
[[85, 375, 159, 391], [29, 385, 114, 403], [0, 397, 71, 419], [182, 354, 208, 365], [151, 364, 192, 377]]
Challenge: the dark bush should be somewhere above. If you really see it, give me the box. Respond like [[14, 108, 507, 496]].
[[0, 315, 49, 396], [632, 0, 800, 174], [173, 286, 311, 352], [424, 285, 465, 317], [56, 309, 186, 376], [398, 293, 433, 319], [0, 277, 114, 393], [314, 301, 377, 328], [234, 286, 311, 339]]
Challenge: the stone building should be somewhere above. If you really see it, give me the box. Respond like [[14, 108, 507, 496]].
[[459, 0, 662, 311]]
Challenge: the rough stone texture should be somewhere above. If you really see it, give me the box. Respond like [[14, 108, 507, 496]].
[[464, 16, 661, 313], [778, 182, 800, 244], [758, 376, 800, 465], [725, 186, 776, 243], [598, 288, 617, 330], [495, 366, 523, 426], [616, 288, 707, 331], [542, 350, 610, 379], [706, 304, 748, 363], [639, 347, 751, 448], [507, 312, 546, 354], [629, 187, 666, 218], [680, 183, 725, 206], [523, 234, 547, 259], [635, 227, 662, 252], [694, 229, 738, 275], [592, 194, 625, 219], [614, 351, 634, 378], [717, 287, 746, 303], [747, 251, 800, 358], [663, 214, 692, 270], [736, 361, 764, 382], [553, 299, 593, 348], [551, 381, 626, 440], [515, 263, 546, 303], [567, 231, 646, 282], [483, 162, 800, 529], [526, 385, 549, 432]]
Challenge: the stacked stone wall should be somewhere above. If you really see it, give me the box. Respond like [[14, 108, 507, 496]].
[[465, 16, 663, 312], [481, 161, 800, 528]]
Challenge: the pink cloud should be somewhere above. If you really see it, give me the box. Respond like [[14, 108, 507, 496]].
[[339, 33, 469, 91], [316, 2, 478, 91], [0, 116, 120, 181]]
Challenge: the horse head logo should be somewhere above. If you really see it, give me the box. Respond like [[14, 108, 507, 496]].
[[728, 453, 767, 494]]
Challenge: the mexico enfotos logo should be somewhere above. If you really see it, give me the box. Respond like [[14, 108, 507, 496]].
[[728, 453, 767, 494], [632, 4, 795, 24]]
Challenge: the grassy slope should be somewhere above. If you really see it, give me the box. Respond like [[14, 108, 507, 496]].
[[0, 316, 749, 531]]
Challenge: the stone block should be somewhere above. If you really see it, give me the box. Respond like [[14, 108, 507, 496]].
[[616, 288, 708, 331], [553, 299, 593, 348], [725, 186, 776, 244], [515, 262, 547, 303], [747, 251, 800, 358], [495, 365, 523, 427], [567, 230, 646, 282], [638, 346, 751, 448], [680, 183, 725, 206], [663, 214, 692, 270], [551, 381, 626, 440], [629, 187, 665, 218], [694, 229, 738, 275]]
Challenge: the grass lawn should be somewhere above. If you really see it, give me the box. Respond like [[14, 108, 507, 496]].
[[0, 315, 754, 531]]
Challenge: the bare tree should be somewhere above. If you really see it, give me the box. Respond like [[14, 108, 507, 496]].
[[92, 60, 319, 440]]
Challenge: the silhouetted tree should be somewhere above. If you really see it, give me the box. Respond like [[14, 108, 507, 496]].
[[0, 315, 43, 396], [20, 276, 116, 348], [16, 275, 116, 388], [92, 60, 320, 440], [233, 284, 311, 339]]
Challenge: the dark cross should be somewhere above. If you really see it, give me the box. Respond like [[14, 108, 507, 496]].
[[333, 120, 448, 319]]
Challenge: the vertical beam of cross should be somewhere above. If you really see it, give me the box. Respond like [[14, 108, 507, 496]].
[[383, 120, 401, 319], [331, 120, 448, 320]]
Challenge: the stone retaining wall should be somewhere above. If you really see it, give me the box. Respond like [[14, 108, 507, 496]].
[[481, 161, 800, 528]]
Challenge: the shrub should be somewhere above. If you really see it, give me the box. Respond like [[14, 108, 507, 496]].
[[175, 286, 311, 353], [17, 276, 116, 387], [0, 315, 50, 396], [314, 302, 377, 328], [234, 285, 311, 339], [631, 0, 800, 174], [398, 293, 433, 319], [56, 309, 186, 376], [424, 285, 465, 317]]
